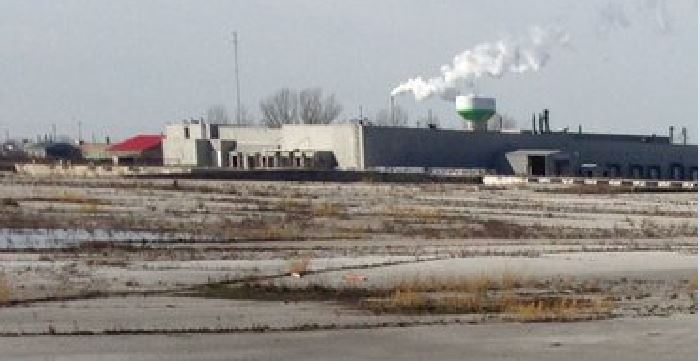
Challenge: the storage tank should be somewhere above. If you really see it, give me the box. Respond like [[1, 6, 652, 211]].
[[456, 95, 496, 124]]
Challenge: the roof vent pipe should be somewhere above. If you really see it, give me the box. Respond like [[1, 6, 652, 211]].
[[543, 109, 550, 133], [682, 127, 687, 145], [532, 114, 537, 134], [669, 126, 674, 144]]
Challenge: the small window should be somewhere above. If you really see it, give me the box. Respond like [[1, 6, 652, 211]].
[[184, 127, 190, 139], [210, 125, 219, 139]]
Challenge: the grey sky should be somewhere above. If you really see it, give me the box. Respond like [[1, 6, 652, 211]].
[[0, 0, 696, 141]]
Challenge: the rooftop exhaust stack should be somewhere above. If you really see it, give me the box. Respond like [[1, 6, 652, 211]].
[[669, 126, 674, 144], [682, 127, 687, 145], [456, 95, 495, 132]]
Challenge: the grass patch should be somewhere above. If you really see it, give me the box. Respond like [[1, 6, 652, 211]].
[[188, 273, 615, 323], [505, 297, 613, 322], [312, 203, 344, 218], [0, 273, 12, 305]]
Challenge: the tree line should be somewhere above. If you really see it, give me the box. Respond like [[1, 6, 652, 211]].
[[207, 87, 412, 128]]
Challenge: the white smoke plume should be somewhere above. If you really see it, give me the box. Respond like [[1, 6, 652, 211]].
[[390, 25, 570, 101]]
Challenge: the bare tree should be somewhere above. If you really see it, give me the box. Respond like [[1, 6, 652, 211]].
[[206, 104, 230, 124], [259, 88, 298, 127], [299, 88, 343, 124], [375, 105, 408, 127]]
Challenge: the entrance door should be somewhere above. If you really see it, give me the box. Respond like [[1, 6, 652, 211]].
[[528, 156, 546, 176]]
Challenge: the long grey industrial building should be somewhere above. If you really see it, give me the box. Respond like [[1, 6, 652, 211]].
[[163, 121, 698, 181]]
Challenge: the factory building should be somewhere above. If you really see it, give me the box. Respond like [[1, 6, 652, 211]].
[[162, 119, 697, 180], [162, 94, 695, 180]]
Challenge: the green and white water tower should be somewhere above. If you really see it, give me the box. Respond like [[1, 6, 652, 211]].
[[456, 95, 496, 131]]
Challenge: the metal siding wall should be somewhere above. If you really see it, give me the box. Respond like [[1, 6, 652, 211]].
[[361, 127, 698, 178]]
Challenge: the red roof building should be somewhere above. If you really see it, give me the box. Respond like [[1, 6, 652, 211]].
[[107, 135, 164, 165]]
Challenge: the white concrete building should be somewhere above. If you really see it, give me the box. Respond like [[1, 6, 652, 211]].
[[163, 121, 364, 169]]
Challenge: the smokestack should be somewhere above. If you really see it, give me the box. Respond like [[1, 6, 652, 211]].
[[390, 96, 395, 126], [105, 136, 110, 145], [669, 126, 674, 144], [578, 124, 582, 134], [538, 113, 544, 134], [532, 114, 537, 134], [682, 127, 687, 145], [543, 109, 550, 133]]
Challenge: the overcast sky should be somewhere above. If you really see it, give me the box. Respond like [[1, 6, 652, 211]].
[[0, 0, 697, 141]]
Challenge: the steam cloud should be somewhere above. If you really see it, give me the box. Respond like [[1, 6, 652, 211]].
[[391, 25, 570, 101]]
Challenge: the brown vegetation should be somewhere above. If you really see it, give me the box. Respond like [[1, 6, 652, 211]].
[[0, 273, 12, 304]]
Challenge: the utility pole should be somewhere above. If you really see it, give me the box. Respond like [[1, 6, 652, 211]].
[[232, 31, 241, 125]]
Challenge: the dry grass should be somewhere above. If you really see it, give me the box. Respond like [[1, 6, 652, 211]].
[[79, 203, 100, 213], [263, 224, 304, 240], [372, 289, 508, 314], [288, 257, 312, 276], [688, 275, 698, 292], [58, 191, 101, 205], [0, 273, 12, 305], [363, 273, 614, 321], [383, 205, 444, 220], [393, 272, 529, 294], [312, 203, 344, 218], [505, 297, 613, 322]]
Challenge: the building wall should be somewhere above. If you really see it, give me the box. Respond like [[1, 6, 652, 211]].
[[163, 123, 697, 180], [281, 124, 362, 169], [218, 126, 282, 152], [361, 127, 697, 179], [163, 123, 363, 169]]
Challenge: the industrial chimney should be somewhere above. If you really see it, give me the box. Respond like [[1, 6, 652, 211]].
[[669, 126, 674, 144]]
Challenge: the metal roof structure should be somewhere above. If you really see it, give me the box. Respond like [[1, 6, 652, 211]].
[[107, 135, 163, 153]]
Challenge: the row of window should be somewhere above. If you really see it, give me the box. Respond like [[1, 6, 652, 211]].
[[580, 164, 697, 180]]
